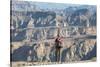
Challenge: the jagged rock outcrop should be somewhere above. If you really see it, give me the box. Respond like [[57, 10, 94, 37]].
[[11, 39, 96, 62], [11, 1, 96, 64], [61, 39, 96, 62]]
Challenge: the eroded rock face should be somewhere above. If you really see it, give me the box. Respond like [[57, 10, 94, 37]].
[[61, 39, 96, 62], [11, 4, 96, 63], [11, 39, 96, 62], [11, 11, 57, 42]]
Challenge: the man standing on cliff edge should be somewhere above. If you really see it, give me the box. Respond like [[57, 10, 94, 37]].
[[55, 27, 63, 62]]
